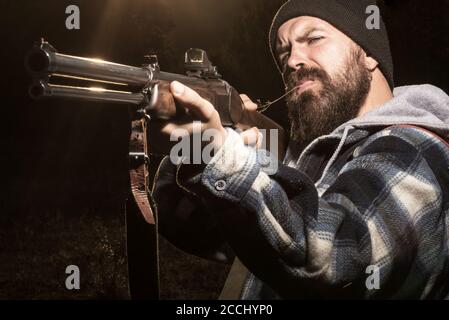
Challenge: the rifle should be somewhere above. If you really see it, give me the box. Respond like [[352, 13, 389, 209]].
[[25, 39, 285, 298]]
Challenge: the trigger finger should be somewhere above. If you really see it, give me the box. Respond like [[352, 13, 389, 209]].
[[170, 81, 214, 121]]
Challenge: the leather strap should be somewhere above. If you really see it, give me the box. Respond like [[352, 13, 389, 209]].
[[129, 119, 156, 225], [127, 118, 160, 299], [130, 164, 155, 225]]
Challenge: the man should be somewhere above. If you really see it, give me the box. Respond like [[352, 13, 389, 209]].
[[151, 0, 449, 299]]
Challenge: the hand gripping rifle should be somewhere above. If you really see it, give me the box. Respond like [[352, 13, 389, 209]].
[[25, 39, 285, 298]]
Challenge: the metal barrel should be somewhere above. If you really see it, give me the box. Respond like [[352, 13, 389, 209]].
[[29, 80, 146, 105], [25, 46, 152, 86], [25, 41, 204, 87]]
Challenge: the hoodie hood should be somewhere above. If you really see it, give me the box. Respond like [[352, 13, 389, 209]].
[[285, 84, 449, 169], [338, 84, 449, 137]]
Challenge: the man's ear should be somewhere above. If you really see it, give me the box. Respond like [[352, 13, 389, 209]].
[[365, 55, 379, 72]]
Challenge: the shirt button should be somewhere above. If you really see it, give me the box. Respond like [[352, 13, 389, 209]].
[[214, 180, 227, 191], [259, 154, 271, 167]]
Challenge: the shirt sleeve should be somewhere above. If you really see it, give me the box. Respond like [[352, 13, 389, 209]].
[[152, 156, 235, 263]]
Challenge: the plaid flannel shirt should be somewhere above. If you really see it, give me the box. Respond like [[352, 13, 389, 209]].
[[154, 85, 449, 299]]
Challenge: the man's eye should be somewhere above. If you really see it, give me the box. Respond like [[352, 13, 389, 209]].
[[308, 37, 324, 44], [279, 52, 289, 65]]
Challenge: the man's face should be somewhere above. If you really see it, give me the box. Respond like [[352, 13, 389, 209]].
[[276, 16, 372, 149]]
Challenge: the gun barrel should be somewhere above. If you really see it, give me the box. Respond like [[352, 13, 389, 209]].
[[25, 42, 203, 87], [26, 46, 153, 86], [29, 81, 146, 105]]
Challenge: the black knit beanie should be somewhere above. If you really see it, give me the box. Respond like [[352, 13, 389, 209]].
[[269, 0, 394, 89]]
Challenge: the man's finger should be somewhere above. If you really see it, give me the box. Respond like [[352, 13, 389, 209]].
[[240, 127, 262, 148], [170, 81, 215, 121], [239, 94, 258, 112]]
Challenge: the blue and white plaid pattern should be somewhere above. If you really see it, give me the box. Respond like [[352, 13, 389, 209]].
[[182, 125, 449, 299], [154, 85, 449, 299]]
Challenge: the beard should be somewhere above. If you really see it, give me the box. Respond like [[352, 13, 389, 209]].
[[285, 47, 372, 151]]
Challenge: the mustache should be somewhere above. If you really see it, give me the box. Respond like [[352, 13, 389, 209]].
[[284, 67, 330, 90]]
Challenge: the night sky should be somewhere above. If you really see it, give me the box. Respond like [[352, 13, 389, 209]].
[[1, 0, 448, 299]]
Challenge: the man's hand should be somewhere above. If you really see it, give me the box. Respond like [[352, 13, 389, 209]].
[[237, 93, 287, 160], [148, 81, 227, 157]]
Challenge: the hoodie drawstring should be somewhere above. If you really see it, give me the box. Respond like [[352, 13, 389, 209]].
[[315, 126, 353, 188]]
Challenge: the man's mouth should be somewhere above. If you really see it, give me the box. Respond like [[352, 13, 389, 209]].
[[296, 78, 317, 93]]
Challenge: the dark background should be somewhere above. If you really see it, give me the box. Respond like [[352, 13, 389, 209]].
[[1, 0, 448, 299]]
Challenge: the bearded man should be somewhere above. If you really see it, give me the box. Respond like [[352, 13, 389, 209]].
[[150, 0, 449, 299]]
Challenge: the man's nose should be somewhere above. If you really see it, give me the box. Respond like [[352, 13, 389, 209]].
[[287, 46, 309, 71]]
